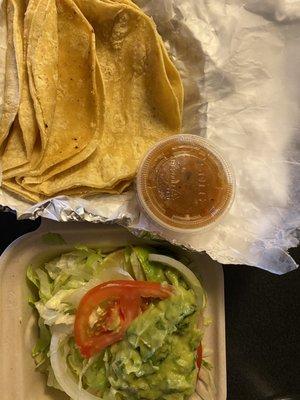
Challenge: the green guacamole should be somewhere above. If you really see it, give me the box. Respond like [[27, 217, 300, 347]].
[[103, 286, 201, 400]]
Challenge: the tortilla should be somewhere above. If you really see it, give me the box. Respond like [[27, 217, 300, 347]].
[[2, 178, 45, 203], [56, 179, 132, 197], [4, 0, 101, 183], [18, 0, 39, 159], [1, 116, 27, 172], [20, 0, 183, 196], [1, 0, 40, 176], [0, 0, 20, 149], [1, 0, 183, 202], [2, 0, 40, 175], [25, 0, 57, 166], [25, 0, 99, 177], [19, 55, 104, 185]]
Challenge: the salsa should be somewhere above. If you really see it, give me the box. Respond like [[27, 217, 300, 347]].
[[137, 135, 234, 231]]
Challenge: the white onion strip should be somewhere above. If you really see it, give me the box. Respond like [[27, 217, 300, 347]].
[[50, 331, 100, 400], [148, 254, 205, 308]]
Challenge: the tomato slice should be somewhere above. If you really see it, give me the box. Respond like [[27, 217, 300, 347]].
[[196, 343, 203, 369], [74, 280, 172, 358]]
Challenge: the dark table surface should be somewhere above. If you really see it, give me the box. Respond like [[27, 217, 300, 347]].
[[0, 211, 299, 400]]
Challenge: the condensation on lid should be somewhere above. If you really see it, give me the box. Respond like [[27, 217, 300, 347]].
[[136, 135, 235, 233]]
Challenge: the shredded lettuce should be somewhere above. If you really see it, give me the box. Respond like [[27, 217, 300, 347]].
[[31, 317, 51, 369], [29, 248, 106, 326], [65, 337, 109, 396], [133, 247, 166, 282], [28, 247, 133, 392]]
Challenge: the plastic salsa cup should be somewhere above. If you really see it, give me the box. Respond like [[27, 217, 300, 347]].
[[136, 135, 235, 233]]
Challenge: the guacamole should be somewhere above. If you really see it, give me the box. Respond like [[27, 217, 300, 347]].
[[103, 286, 201, 400]]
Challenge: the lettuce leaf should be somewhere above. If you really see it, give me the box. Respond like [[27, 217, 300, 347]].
[[32, 317, 51, 369], [133, 247, 166, 282], [66, 337, 108, 395], [128, 247, 188, 290]]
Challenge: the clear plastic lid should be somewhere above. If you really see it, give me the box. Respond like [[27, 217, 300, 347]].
[[136, 135, 235, 233]]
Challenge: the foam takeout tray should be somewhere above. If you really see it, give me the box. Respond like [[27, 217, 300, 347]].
[[0, 220, 226, 400]]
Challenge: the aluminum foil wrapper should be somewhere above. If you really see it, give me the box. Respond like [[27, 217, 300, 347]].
[[0, 0, 299, 274]]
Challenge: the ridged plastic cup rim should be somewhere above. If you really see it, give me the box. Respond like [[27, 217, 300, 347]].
[[136, 134, 236, 234]]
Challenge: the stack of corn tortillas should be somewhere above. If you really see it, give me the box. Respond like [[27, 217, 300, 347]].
[[0, 0, 183, 203]]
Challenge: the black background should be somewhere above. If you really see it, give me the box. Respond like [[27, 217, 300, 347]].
[[0, 211, 299, 400]]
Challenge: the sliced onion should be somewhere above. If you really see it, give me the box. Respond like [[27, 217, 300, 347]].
[[50, 330, 100, 400], [148, 254, 206, 308]]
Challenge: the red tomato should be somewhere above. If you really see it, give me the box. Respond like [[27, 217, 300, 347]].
[[196, 343, 203, 369], [74, 280, 172, 358]]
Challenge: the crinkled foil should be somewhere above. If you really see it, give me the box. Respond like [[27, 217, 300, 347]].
[[0, 0, 299, 273]]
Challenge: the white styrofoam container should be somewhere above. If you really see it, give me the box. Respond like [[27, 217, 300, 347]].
[[0, 220, 226, 400]]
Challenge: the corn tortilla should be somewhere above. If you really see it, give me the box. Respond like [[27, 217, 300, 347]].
[[18, 0, 39, 159], [25, 0, 99, 177], [0, 0, 20, 149], [1, 116, 27, 172], [1, 0, 184, 202]]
